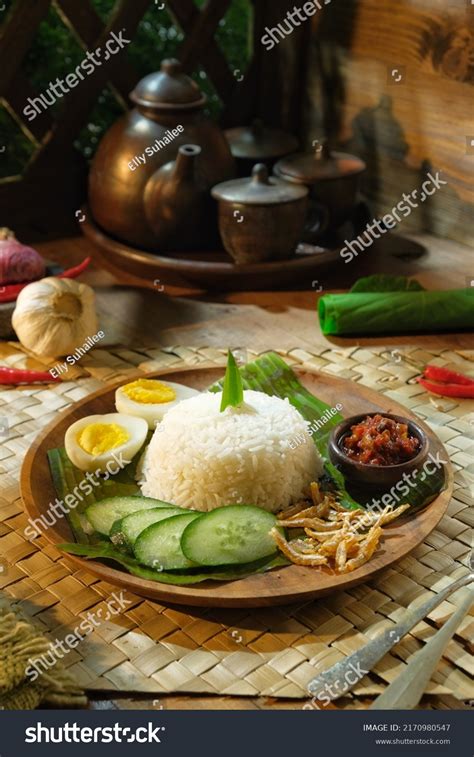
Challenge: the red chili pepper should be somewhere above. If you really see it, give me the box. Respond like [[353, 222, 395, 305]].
[[423, 364, 474, 386], [0, 257, 92, 303], [0, 367, 60, 385], [417, 377, 474, 398], [57, 256, 92, 280], [0, 281, 28, 301]]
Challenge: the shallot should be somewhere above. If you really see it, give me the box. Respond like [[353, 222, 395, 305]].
[[0, 228, 45, 285]]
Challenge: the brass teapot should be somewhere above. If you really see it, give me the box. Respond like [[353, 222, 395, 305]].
[[88, 59, 236, 250]]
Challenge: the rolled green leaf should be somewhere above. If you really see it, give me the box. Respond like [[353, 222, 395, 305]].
[[319, 289, 474, 336], [350, 274, 425, 293]]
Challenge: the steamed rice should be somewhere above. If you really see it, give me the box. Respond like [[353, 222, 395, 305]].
[[139, 389, 323, 512]]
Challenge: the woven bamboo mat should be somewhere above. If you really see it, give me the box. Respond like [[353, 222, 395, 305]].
[[0, 343, 472, 708]]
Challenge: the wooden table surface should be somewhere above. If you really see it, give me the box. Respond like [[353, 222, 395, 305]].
[[12, 231, 474, 710], [32, 231, 473, 354]]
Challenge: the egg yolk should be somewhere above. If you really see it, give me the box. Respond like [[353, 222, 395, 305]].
[[122, 379, 176, 405], [77, 423, 129, 456]]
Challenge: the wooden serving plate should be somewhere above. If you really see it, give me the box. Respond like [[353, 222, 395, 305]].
[[81, 210, 341, 291], [21, 365, 454, 608]]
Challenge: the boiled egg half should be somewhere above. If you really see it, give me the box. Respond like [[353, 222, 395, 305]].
[[115, 378, 199, 429], [65, 413, 148, 474]]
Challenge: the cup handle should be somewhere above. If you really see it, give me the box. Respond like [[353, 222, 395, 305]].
[[306, 201, 330, 236]]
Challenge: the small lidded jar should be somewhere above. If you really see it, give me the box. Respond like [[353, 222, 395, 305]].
[[274, 140, 366, 238], [211, 164, 308, 264]]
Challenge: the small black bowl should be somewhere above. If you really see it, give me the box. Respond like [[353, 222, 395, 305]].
[[328, 413, 429, 489]]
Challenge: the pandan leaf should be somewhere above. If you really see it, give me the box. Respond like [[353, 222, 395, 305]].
[[220, 350, 244, 412]]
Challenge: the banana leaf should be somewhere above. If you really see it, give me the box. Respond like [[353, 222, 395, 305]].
[[318, 275, 474, 335], [350, 274, 425, 293], [48, 447, 141, 544], [59, 542, 288, 585]]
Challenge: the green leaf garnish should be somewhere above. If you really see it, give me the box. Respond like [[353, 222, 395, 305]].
[[220, 350, 244, 412]]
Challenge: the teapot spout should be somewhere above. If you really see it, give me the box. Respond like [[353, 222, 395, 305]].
[[144, 143, 217, 251], [172, 144, 202, 181]]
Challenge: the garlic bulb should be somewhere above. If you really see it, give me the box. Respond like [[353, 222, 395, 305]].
[[12, 277, 98, 357]]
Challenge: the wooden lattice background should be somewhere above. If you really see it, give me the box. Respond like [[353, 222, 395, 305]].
[[0, 0, 312, 237]]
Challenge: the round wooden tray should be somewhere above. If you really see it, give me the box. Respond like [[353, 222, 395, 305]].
[[20, 365, 454, 608], [81, 209, 342, 291]]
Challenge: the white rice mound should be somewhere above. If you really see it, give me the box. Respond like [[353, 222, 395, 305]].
[[139, 389, 323, 513]]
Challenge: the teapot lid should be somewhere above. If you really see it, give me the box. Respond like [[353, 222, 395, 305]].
[[274, 139, 366, 183], [225, 119, 299, 160], [211, 163, 308, 205], [130, 59, 206, 110]]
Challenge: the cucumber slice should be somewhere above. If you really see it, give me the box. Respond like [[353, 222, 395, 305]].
[[85, 496, 172, 536], [110, 507, 183, 549], [181, 505, 280, 566], [134, 512, 202, 571]]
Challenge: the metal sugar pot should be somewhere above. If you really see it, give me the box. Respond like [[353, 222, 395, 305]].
[[274, 140, 366, 239], [89, 59, 235, 250]]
